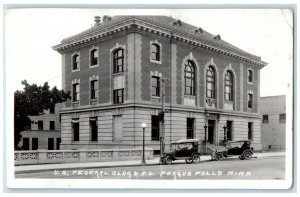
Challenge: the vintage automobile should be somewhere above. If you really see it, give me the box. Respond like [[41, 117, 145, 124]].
[[161, 139, 201, 165], [211, 140, 254, 161]]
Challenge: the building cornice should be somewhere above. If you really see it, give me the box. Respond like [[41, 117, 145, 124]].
[[59, 102, 261, 119], [53, 19, 267, 68]]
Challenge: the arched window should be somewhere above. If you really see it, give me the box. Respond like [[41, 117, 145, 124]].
[[113, 49, 124, 74], [151, 44, 160, 61], [90, 49, 98, 66], [72, 54, 79, 70], [225, 70, 233, 101], [206, 66, 215, 98], [184, 60, 195, 96]]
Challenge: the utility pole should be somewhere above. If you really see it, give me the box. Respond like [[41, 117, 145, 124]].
[[159, 78, 165, 164]]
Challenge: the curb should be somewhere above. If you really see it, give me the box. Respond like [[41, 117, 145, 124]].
[[15, 162, 161, 174], [15, 157, 213, 174], [15, 153, 284, 174]]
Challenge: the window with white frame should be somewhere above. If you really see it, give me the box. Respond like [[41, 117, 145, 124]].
[[90, 80, 99, 100], [225, 70, 233, 101], [151, 76, 160, 97], [72, 54, 80, 70], [151, 43, 160, 61], [150, 40, 162, 64], [247, 93, 253, 109], [184, 60, 195, 96], [90, 49, 98, 66], [73, 83, 79, 102], [113, 89, 124, 104], [113, 49, 124, 74], [206, 66, 216, 99]]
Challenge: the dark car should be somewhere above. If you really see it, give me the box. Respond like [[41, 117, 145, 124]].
[[211, 140, 254, 161], [161, 139, 201, 165]]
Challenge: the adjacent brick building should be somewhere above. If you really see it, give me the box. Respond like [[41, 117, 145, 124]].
[[53, 15, 267, 153], [19, 103, 62, 150], [260, 95, 286, 151]]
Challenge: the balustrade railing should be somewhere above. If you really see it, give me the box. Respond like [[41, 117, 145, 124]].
[[14, 148, 153, 165]]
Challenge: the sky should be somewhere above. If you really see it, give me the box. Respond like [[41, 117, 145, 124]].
[[5, 8, 293, 97]]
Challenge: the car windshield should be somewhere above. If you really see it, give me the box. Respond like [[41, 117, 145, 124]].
[[171, 142, 195, 151], [227, 141, 250, 149], [227, 142, 243, 148]]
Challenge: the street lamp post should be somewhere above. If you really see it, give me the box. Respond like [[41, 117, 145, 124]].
[[204, 124, 207, 154], [141, 123, 147, 165]]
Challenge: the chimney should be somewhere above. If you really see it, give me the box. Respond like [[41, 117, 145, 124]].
[[94, 16, 101, 26], [103, 15, 112, 22]]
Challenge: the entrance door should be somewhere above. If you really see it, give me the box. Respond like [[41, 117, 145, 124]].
[[208, 120, 215, 144]]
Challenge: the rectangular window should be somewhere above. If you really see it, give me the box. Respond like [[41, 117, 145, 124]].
[[32, 138, 38, 150], [73, 55, 79, 70], [151, 76, 160, 97], [91, 80, 99, 100], [187, 118, 194, 139], [247, 93, 253, 109], [23, 138, 29, 150], [72, 119, 80, 141], [248, 70, 253, 83], [113, 49, 124, 73], [113, 89, 124, 104], [248, 122, 253, 140], [226, 121, 232, 141], [38, 121, 43, 130], [56, 138, 61, 150], [50, 121, 55, 130], [113, 115, 123, 141], [151, 115, 160, 141], [73, 83, 79, 102], [90, 117, 98, 141], [279, 113, 286, 123], [48, 138, 54, 150], [262, 115, 269, 123], [50, 105, 55, 114]]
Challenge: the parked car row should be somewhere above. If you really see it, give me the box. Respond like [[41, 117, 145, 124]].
[[160, 139, 254, 165]]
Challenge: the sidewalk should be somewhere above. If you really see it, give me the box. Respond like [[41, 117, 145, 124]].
[[14, 152, 285, 174]]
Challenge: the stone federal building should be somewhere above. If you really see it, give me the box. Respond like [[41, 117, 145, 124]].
[[53, 15, 267, 152]]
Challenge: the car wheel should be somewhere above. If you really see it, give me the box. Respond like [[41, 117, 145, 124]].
[[239, 155, 245, 160], [185, 158, 193, 164], [165, 155, 173, 165], [243, 151, 252, 160], [216, 153, 224, 161], [192, 154, 201, 164], [210, 153, 215, 161]]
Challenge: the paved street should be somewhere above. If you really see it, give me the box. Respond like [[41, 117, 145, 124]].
[[16, 155, 285, 180]]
